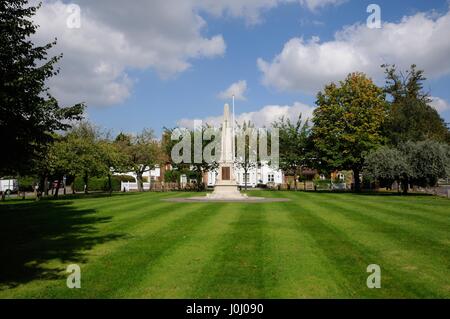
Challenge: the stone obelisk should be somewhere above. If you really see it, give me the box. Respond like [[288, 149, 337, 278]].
[[208, 104, 247, 199]]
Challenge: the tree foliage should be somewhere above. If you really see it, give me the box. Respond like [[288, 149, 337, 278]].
[[363, 146, 411, 190], [234, 121, 258, 191], [272, 115, 311, 190], [115, 129, 163, 192], [382, 64, 450, 145], [0, 0, 84, 176], [364, 141, 450, 193], [163, 126, 219, 191], [312, 72, 388, 191], [37, 122, 117, 197]]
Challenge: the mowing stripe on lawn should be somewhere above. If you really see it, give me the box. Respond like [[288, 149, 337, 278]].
[[319, 193, 450, 224], [312, 193, 450, 297], [282, 192, 433, 298], [86, 193, 188, 233], [193, 203, 270, 298], [1, 199, 200, 298], [105, 203, 220, 298], [71, 192, 177, 212], [260, 199, 343, 298], [382, 198, 450, 219], [345, 195, 450, 238], [295, 192, 446, 298], [317, 193, 450, 263], [64, 203, 219, 298], [279, 192, 374, 298], [123, 203, 241, 298], [315, 193, 450, 238], [2, 195, 179, 266]]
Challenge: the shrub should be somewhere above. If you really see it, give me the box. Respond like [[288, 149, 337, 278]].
[[164, 170, 180, 183], [18, 176, 36, 192], [114, 175, 136, 182], [314, 179, 331, 190], [73, 175, 135, 192]]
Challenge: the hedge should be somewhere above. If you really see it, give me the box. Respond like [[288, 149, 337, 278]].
[[73, 175, 135, 192]]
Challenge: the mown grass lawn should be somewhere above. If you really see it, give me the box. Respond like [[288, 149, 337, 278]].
[[0, 191, 449, 298]]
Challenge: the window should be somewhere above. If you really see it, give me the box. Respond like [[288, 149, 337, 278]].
[[268, 174, 274, 182]]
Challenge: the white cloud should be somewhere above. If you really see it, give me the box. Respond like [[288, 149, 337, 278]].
[[299, 0, 346, 11], [34, 0, 226, 107], [430, 97, 450, 113], [259, 10, 450, 94], [218, 80, 248, 101], [177, 102, 315, 128], [197, 0, 344, 24], [33, 0, 346, 107]]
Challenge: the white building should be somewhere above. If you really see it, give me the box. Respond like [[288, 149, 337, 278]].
[[206, 162, 283, 188], [114, 166, 161, 182]]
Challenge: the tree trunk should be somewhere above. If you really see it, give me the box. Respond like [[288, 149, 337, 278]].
[[244, 167, 248, 191], [402, 179, 409, 195], [83, 173, 89, 194], [353, 168, 361, 193], [136, 172, 144, 192], [108, 174, 113, 196], [294, 167, 299, 191], [54, 179, 61, 199], [43, 176, 49, 196], [1, 192, 5, 201]]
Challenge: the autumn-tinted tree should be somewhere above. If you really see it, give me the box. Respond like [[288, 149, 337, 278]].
[[0, 0, 84, 176], [312, 73, 388, 192]]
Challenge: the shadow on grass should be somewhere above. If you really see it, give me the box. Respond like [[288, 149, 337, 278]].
[[0, 200, 124, 289]]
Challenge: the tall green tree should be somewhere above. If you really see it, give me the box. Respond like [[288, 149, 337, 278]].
[[312, 72, 388, 192], [38, 122, 113, 197], [0, 0, 84, 176], [382, 64, 450, 145], [273, 115, 312, 191], [67, 123, 111, 194]]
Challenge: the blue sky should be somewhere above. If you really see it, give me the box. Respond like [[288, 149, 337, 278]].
[[36, 0, 450, 135]]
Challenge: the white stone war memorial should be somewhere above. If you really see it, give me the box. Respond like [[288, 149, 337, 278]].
[[207, 103, 248, 200], [167, 104, 289, 203]]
